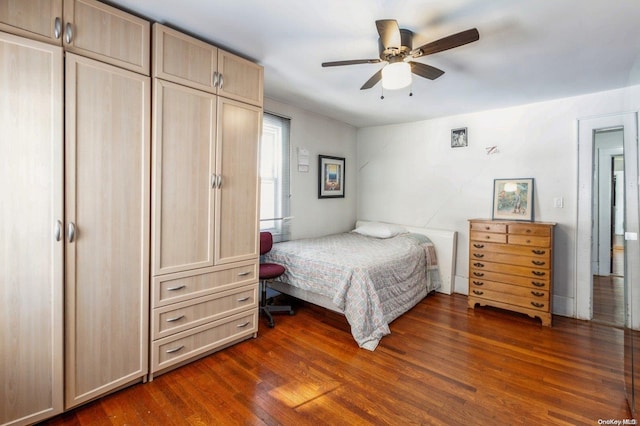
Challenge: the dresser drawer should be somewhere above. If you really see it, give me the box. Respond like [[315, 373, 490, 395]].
[[470, 260, 550, 280], [470, 231, 507, 244], [470, 241, 551, 257], [508, 223, 551, 237], [152, 284, 258, 340], [508, 234, 551, 247], [470, 251, 550, 269], [470, 221, 507, 233], [469, 279, 548, 300], [151, 310, 257, 373], [469, 269, 549, 290], [469, 287, 549, 312], [153, 260, 257, 307]]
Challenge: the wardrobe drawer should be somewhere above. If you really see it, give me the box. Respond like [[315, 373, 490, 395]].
[[151, 310, 257, 374], [153, 260, 257, 307], [152, 284, 257, 340]]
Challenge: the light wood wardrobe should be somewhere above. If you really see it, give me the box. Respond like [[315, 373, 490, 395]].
[[149, 23, 262, 379], [0, 0, 150, 424]]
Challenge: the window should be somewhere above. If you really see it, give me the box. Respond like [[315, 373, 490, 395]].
[[260, 113, 290, 242]]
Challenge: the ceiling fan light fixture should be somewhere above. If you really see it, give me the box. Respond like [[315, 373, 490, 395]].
[[382, 61, 411, 90]]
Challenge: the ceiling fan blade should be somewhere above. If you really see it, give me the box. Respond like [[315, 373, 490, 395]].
[[322, 59, 381, 67], [360, 69, 383, 90], [410, 62, 445, 80], [413, 28, 479, 57], [376, 19, 401, 50]]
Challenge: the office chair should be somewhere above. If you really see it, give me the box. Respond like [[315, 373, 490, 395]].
[[259, 231, 294, 328]]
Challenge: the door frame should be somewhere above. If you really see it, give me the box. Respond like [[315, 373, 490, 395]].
[[576, 112, 638, 324]]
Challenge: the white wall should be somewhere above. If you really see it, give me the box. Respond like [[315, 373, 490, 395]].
[[357, 85, 640, 317], [264, 98, 358, 239]]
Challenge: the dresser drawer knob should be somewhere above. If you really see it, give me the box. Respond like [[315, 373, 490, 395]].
[[473, 262, 485, 268], [532, 249, 546, 255], [237, 296, 250, 302], [237, 271, 251, 277], [530, 302, 545, 308], [532, 260, 546, 266], [485, 236, 491, 240], [472, 281, 484, 286], [473, 253, 485, 258], [165, 345, 185, 354], [236, 321, 251, 328], [526, 229, 532, 233], [531, 291, 545, 297], [472, 290, 484, 295], [473, 272, 485, 277], [532, 271, 546, 277], [473, 244, 485, 248], [532, 281, 545, 287], [485, 226, 491, 230]]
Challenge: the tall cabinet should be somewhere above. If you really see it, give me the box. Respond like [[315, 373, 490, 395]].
[[0, 0, 150, 423], [150, 23, 262, 378]]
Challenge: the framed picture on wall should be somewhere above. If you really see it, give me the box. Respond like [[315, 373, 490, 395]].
[[318, 155, 345, 198], [492, 178, 534, 221], [451, 127, 468, 148]]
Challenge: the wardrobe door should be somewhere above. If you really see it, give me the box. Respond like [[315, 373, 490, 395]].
[[0, 0, 63, 45], [64, 53, 150, 408], [152, 79, 217, 275], [215, 97, 261, 265], [0, 32, 63, 426]]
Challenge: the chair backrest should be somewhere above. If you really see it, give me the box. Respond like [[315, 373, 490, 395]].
[[260, 231, 273, 255]]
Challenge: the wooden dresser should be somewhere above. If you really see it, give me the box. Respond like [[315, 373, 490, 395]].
[[468, 219, 556, 326]]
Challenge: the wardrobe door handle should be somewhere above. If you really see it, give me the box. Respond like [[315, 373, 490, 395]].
[[54, 220, 62, 241], [65, 23, 73, 43], [216, 175, 223, 188], [211, 174, 216, 188], [213, 71, 219, 88], [68, 222, 76, 243], [218, 73, 224, 89], [54, 17, 62, 39]]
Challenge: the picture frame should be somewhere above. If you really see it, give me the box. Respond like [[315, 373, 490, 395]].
[[318, 155, 345, 198], [451, 127, 468, 148], [492, 178, 535, 221]]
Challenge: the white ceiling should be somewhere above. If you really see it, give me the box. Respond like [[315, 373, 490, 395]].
[[111, 0, 640, 128]]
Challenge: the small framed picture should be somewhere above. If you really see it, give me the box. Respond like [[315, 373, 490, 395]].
[[318, 155, 345, 198], [492, 178, 534, 221], [451, 127, 468, 148]]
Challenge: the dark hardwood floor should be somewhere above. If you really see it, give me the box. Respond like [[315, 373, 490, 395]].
[[593, 243, 625, 327], [42, 294, 631, 425]]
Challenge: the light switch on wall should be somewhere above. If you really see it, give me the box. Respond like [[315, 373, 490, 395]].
[[553, 197, 564, 208]]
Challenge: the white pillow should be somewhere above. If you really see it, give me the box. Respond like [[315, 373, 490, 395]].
[[352, 222, 407, 239]]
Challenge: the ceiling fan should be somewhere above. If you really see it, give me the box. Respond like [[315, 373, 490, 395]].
[[322, 19, 480, 91]]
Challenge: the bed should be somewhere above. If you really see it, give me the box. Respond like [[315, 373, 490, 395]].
[[264, 221, 457, 350]]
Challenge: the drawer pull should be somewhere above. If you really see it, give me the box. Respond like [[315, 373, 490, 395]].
[[525, 229, 532, 233], [237, 296, 250, 302], [485, 236, 491, 240], [530, 302, 545, 308], [472, 290, 484, 295], [532, 249, 546, 255], [532, 260, 546, 266], [532, 271, 546, 277], [165, 345, 185, 354], [473, 253, 485, 258], [473, 243, 485, 248], [473, 262, 484, 268], [236, 321, 251, 328], [473, 272, 485, 277], [237, 271, 251, 276], [166, 315, 185, 323], [532, 281, 546, 287], [167, 285, 186, 291], [531, 291, 545, 297], [472, 281, 484, 286]]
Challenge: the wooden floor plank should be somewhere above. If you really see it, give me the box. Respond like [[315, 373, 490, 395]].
[[41, 294, 631, 425]]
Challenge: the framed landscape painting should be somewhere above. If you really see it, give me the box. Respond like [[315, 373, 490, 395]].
[[318, 155, 345, 198], [492, 178, 534, 221]]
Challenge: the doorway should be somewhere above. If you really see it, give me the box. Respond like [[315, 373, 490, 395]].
[[592, 130, 624, 326]]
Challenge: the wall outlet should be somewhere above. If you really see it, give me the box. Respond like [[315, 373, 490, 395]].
[[553, 197, 564, 208]]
